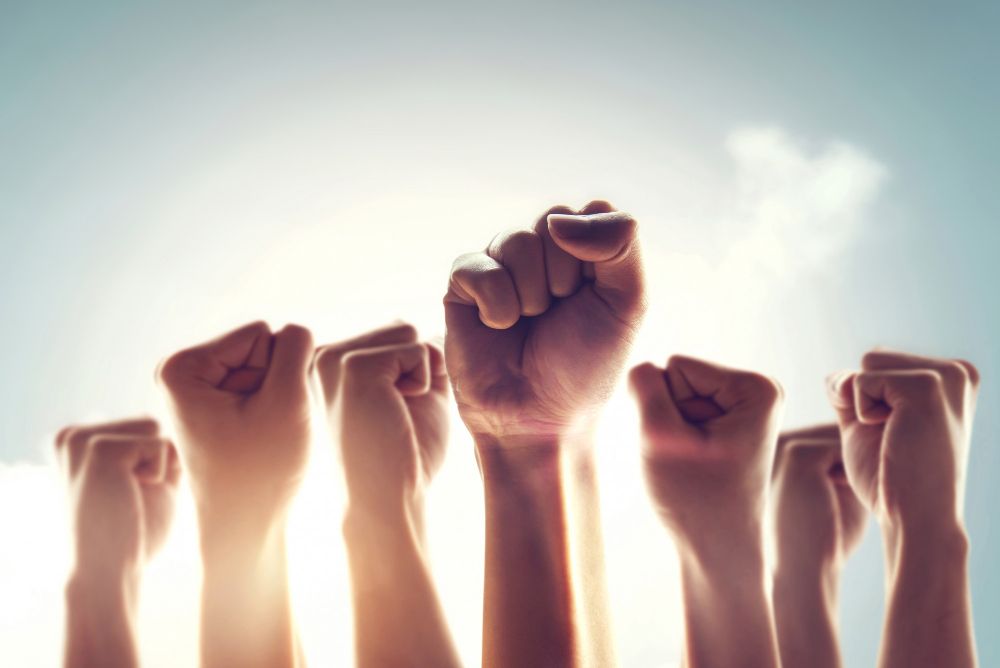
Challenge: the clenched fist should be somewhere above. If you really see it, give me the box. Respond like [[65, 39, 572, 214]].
[[630, 355, 783, 552], [314, 322, 449, 521], [827, 350, 978, 534], [158, 321, 314, 523], [771, 424, 866, 577], [57, 417, 180, 582], [444, 201, 645, 443]]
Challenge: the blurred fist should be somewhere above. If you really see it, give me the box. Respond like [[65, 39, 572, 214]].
[[158, 321, 314, 519], [444, 201, 645, 441], [770, 425, 866, 577], [314, 323, 449, 517], [56, 418, 181, 580], [827, 350, 979, 533], [629, 356, 783, 553]]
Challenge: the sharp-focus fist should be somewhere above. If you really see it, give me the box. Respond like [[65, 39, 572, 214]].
[[771, 424, 867, 577], [444, 201, 645, 442], [56, 418, 181, 580], [158, 321, 314, 521], [314, 322, 449, 518], [629, 356, 783, 554], [827, 350, 979, 533]]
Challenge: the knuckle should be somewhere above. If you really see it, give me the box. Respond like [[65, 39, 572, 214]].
[[956, 359, 980, 388], [500, 229, 540, 256]]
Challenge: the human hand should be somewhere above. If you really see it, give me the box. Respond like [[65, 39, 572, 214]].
[[444, 201, 645, 444], [158, 321, 314, 532], [629, 355, 783, 560], [314, 322, 449, 522], [826, 350, 978, 536], [771, 424, 867, 578], [57, 417, 180, 584]]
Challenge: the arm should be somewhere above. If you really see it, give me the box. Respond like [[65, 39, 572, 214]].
[[629, 357, 783, 668], [444, 201, 646, 667], [828, 350, 979, 668], [769, 425, 867, 668], [314, 324, 461, 668], [159, 321, 314, 668], [56, 418, 180, 668]]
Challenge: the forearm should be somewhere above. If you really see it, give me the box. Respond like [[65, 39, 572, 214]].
[[880, 524, 976, 668], [678, 541, 780, 668], [343, 505, 461, 668], [64, 572, 140, 668], [773, 567, 841, 668], [198, 511, 298, 668], [477, 438, 578, 668]]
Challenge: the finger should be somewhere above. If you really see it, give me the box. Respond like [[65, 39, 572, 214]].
[[775, 438, 842, 480], [446, 252, 520, 329], [862, 349, 978, 406], [341, 342, 431, 396], [313, 322, 419, 401], [533, 205, 582, 298], [158, 321, 272, 391], [262, 324, 314, 400], [775, 423, 840, 473], [164, 441, 182, 487], [487, 229, 550, 316], [426, 341, 449, 393], [59, 418, 160, 478], [629, 363, 684, 428], [547, 210, 644, 318], [853, 369, 945, 424], [85, 435, 170, 483], [825, 371, 858, 428], [580, 199, 616, 215], [666, 355, 781, 413]]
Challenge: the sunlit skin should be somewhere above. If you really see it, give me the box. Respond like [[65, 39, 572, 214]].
[[313, 322, 460, 668], [828, 350, 979, 668], [444, 200, 645, 668], [770, 424, 867, 668], [158, 321, 313, 668], [56, 417, 181, 668], [629, 355, 783, 668]]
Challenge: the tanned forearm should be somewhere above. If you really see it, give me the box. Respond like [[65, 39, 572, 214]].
[[678, 533, 781, 668], [880, 525, 976, 668], [478, 439, 579, 668], [773, 567, 841, 668], [64, 572, 140, 668], [198, 513, 298, 668], [343, 504, 462, 668]]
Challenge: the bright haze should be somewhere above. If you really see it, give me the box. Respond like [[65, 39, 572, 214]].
[[1, 2, 998, 667]]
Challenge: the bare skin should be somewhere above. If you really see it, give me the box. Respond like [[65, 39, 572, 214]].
[[444, 200, 645, 668], [313, 322, 461, 668], [770, 424, 867, 668], [828, 350, 980, 668], [158, 321, 313, 668], [629, 355, 783, 668], [56, 418, 181, 668]]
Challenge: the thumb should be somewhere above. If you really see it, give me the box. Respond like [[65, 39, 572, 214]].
[[547, 211, 644, 318], [262, 324, 314, 400]]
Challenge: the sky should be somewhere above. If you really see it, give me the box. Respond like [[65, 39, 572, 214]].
[[0, 1, 998, 666]]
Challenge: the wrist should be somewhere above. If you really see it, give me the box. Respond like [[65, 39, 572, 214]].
[[883, 519, 969, 576], [197, 506, 289, 570]]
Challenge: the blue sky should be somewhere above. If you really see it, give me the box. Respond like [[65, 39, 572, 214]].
[[1, 1, 997, 666]]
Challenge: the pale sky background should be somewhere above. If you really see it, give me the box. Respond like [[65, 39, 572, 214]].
[[1, 1, 998, 667]]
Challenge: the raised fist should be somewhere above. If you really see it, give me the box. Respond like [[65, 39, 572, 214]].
[[629, 355, 783, 554], [771, 424, 866, 577], [314, 322, 449, 519], [56, 418, 180, 581], [827, 350, 979, 533], [158, 321, 314, 523], [444, 201, 645, 443]]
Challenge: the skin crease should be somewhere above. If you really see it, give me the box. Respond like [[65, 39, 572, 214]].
[[56, 418, 181, 668], [313, 322, 461, 668], [444, 201, 645, 668], [158, 321, 314, 668], [828, 350, 980, 668], [770, 424, 867, 668], [629, 355, 784, 668]]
